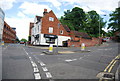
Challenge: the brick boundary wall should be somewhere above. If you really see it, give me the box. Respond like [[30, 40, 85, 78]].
[[68, 37, 102, 47]]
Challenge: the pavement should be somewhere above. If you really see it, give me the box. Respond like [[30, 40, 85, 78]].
[[2, 41, 120, 80]]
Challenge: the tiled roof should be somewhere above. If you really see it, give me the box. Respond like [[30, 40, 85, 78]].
[[63, 25, 71, 32], [115, 31, 120, 36], [30, 22, 34, 28], [36, 16, 42, 22]]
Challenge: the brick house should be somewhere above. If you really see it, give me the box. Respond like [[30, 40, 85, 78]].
[[28, 22, 34, 44], [29, 22, 34, 36], [31, 9, 71, 46], [30, 9, 101, 47], [2, 21, 16, 43]]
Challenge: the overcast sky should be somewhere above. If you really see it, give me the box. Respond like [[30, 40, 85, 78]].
[[0, 0, 119, 40]]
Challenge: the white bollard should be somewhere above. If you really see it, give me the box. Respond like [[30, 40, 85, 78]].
[[81, 43, 85, 51], [49, 44, 53, 52]]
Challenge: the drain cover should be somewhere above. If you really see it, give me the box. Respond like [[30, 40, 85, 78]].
[[96, 72, 114, 80]]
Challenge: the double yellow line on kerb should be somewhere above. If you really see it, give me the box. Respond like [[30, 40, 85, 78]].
[[104, 54, 120, 72]]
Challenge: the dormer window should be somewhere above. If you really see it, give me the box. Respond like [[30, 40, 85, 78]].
[[49, 17, 54, 21], [60, 30, 63, 34]]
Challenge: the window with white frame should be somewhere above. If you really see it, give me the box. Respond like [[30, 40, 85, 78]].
[[49, 27, 53, 33], [38, 25, 39, 32], [60, 30, 63, 34], [49, 17, 54, 21]]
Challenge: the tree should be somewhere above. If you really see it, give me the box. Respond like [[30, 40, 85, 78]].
[[108, 7, 120, 32], [86, 10, 106, 37], [60, 7, 106, 37], [60, 7, 86, 32], [28, 36, 31, 42], [20, 38, 27, 42]]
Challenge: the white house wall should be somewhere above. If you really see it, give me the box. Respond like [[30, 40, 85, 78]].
[[31, 33, 71, 46], [39, 34, 71, 46]]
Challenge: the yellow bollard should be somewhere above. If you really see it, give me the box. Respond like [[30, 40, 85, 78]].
[[49, 44, 53, 52], [1, 41, 4, 46], [81, 43, 85, 51]]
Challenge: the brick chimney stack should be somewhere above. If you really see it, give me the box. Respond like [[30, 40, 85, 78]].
[[43, 9, 48, 16]]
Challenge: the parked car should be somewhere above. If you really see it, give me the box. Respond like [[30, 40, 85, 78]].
[[102, 37, 110, 42], [102, 38, 107, 42], [20, 41, 25, 44]]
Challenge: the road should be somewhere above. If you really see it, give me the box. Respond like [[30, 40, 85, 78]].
[[2, 42, 120, 80]]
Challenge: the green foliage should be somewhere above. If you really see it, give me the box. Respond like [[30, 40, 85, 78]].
[[108, 7, 120, 32], [106, 31, 114, 37], [28, 36, 31, 41], [20, 38, 27, 42], [60, 7, 86, 31], [86, 11, 106, 37], [60, 7, 106, 37]]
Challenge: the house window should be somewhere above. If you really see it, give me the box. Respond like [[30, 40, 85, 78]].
[[49, 17, 54, 21], [38, 26, 39, 31], [49, 27, 53, 33], [46, 38, 55, 44], [60, 30, 63, 34]]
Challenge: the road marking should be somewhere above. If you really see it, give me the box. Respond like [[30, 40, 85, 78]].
[[39, 62, 46, 66], [34, 73, 41, 79], [33, 55, 40, 60], [23, 48, 29, 56], [72, 59, 77, 61], [2, 46, 8, 51], [29, 56, 32, 59], [40, 53, 45, 55], [98, 48, 112, 51], [79, 57, 83, 59], [104, 55, 119, 72], [32, 62, 37, 67], [42, 67, 48, 72], [23, 48, 41, 79], [30, 61, 34, 64], [34, 67, 39, 73], [46, 72, 52, 78], [29, 58, 33, 61], [65, 59, 77, 62], [65, 59, 73, 62], [108, 60, 118, 72]]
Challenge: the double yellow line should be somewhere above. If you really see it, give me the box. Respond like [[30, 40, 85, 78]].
[[104, 54, 120, 72]]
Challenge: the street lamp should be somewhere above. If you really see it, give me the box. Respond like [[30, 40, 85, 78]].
[[98, 14, 106, 45], [56, 23, 61, 53], [0, 8, 5, 45]]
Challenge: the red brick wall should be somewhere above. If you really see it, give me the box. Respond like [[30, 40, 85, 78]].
[[68, 37, 102, 47], [2, 21, 16, 43], [41, 10, 69, 36], [29, 22, 34, 36]]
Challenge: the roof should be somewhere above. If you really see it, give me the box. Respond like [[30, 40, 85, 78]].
[[36, 16, 42, 22], [115, 31, 120, 36], [63, 25, 71, 32], [30, 22, 34, 28], [71, 31, 91, 38]]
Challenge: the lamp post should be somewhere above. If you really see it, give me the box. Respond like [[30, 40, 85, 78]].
[[56, 23, 61, 53], [0, 8, 5, 45], [98, 14, 106, 45]]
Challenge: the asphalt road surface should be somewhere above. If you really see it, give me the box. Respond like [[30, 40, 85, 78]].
[[2, 42, 120, 80]]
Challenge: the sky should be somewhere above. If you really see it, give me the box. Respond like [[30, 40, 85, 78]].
[[0, 0, 119, 40]]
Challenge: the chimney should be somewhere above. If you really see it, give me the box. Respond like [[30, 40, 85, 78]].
[[43, 9, 48, 16]]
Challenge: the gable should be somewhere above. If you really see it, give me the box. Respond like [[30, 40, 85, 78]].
[[41, 10, 70, 36]]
